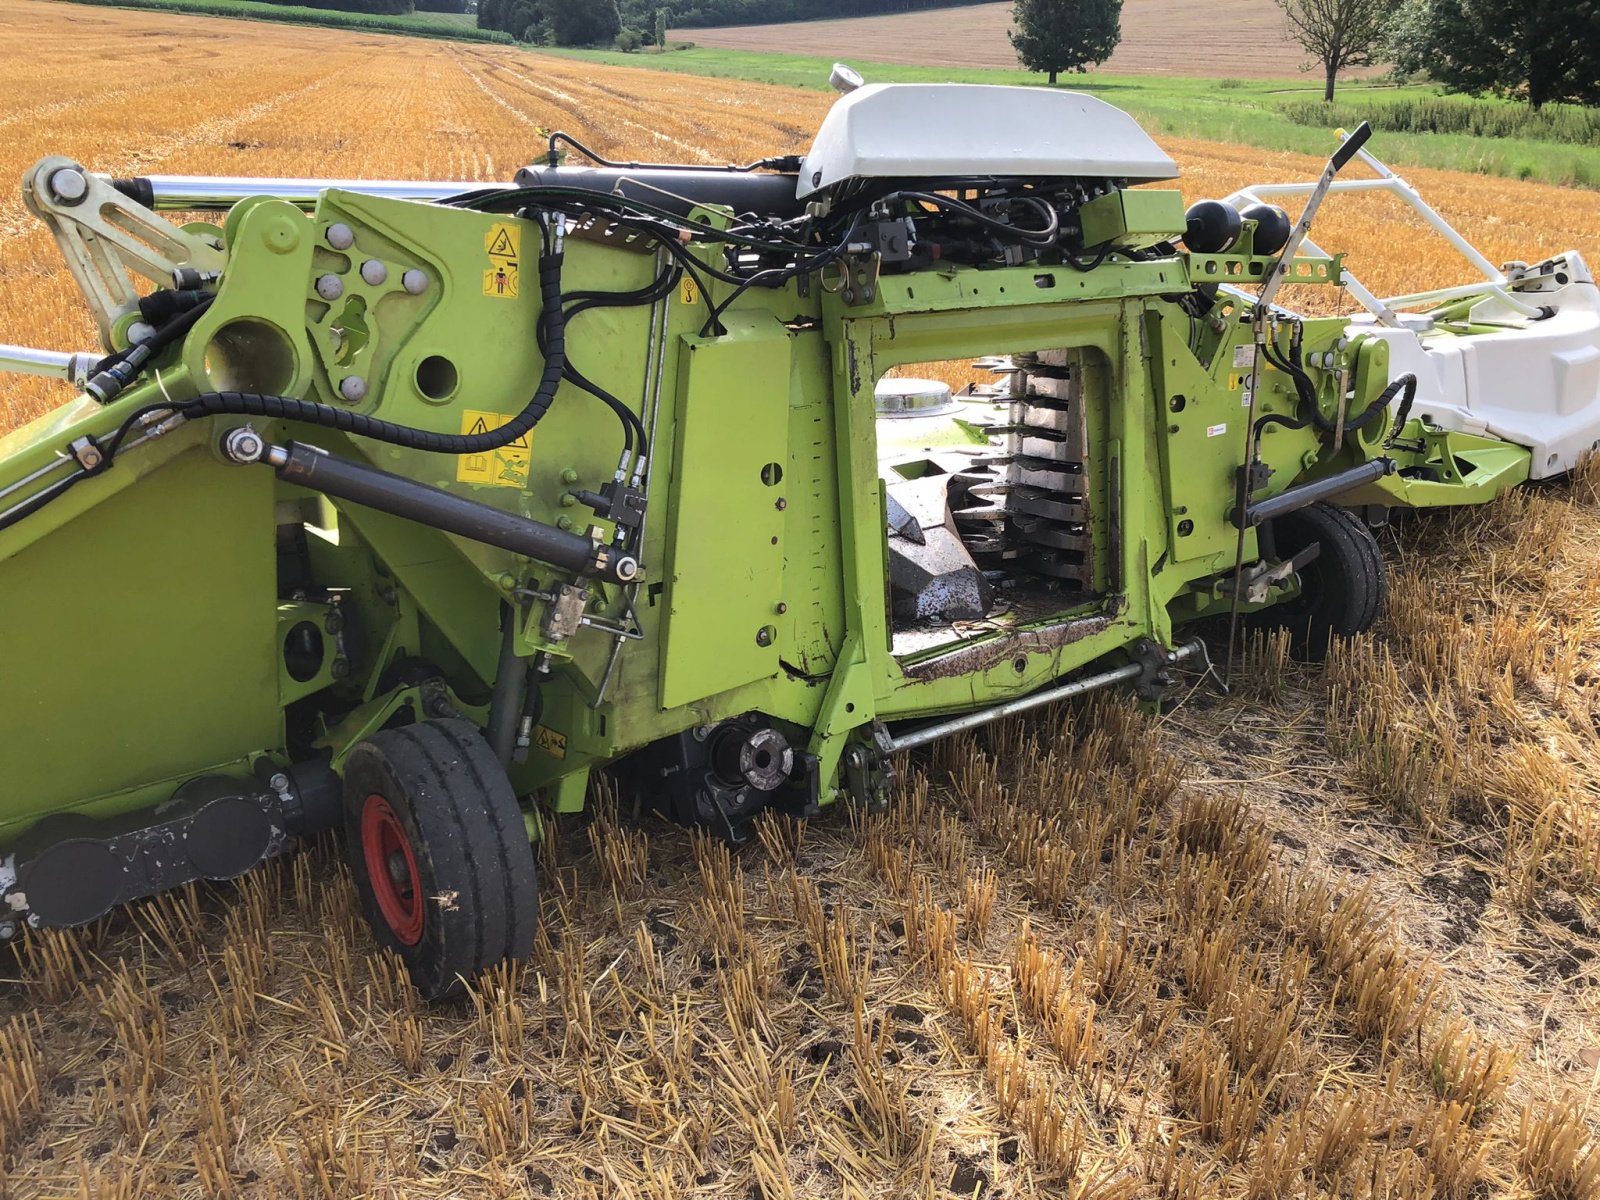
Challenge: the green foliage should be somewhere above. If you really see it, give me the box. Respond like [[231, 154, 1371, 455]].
[[59, 0, 511, 38], [414, 0, 468, 11], [1282, 95, 1600, 145], [479, 0, 545, 40], [653, 4, 667, 45], [548, 0, 620, 44], [616, 24, 644, 49], [258, 0, 413, 14], [1387, 0, 1600, 109], [1008, 0, 1121, 84]]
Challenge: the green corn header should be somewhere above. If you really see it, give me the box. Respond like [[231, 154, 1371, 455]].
[[1, 81, 1590, 997]]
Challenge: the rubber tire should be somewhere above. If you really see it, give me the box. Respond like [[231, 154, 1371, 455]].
[[1254, 502, 1384, 661], [342, 718, 538, 1001]]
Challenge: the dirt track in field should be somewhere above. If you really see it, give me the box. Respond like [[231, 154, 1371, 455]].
[[674, 0, 1375, 79], [0, 5, 1598, 1198]]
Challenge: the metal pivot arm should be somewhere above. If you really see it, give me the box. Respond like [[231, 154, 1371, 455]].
[[222, 430, 639, 585], [22, 157, 228, 345], [1226, 122, 1371, 682]]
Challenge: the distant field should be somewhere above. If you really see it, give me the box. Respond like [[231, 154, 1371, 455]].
[[556, 47, 1600, 188], [674, 0, 1378, 80], [50, 0, 510, 41]]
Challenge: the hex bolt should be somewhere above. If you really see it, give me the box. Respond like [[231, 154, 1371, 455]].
[[0, 922, 15, 941], [331, 657, 351, 680], [775, 497, 787, 510], [339, 376, 367, 402], [360, 259, 388, 286], [326, 222, 355, 250], [775, 602, 788, 615], [48, 167, 88, 205], [315, 273, 344, 301], [559, 467, 580, 484], [401, 268, 428, 295]]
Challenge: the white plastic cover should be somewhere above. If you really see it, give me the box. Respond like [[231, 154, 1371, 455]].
[[797, 84, 1179, 198]]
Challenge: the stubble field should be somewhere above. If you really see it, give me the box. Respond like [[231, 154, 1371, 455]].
[[1, 3, 1598, 1198]]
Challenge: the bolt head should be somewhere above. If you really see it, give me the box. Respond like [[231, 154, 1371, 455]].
[[315, 273, 344, 301], [402, 268, 428, 295], [0, 922, 16, 941], [360, 259, 388, 286], [127, 322, 157, 346], [339, 376, 367, 402], [614, 557, 640, 583], [48, 167, 87, 204], [326, 222, 355, 250]]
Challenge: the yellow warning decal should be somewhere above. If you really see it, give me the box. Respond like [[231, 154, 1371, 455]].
[[483, 221, 520, 299], [533, 725, 567, 759], [679, 274, 699, 306], [456, 409, 530, 489]]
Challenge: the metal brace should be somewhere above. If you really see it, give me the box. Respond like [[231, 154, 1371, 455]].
[[22, 156, 227, 346], [842, 722, 896, 813], [1219, 541, 1321, 606]]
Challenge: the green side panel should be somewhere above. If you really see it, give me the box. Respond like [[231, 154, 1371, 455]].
[[0, 449, 279, 824], [1146, 310, 1262, 563], [658, 319, 791, 710]]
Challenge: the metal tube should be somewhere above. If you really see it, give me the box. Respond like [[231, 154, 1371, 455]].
[[1241, 459, 1394, 527], [109, 174, 500, 212], [886, 640, 1204, 753], [0, 344, 96, 387]]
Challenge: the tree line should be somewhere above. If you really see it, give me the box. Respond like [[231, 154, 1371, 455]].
[[1008, 0, 1598, 109], [255, 0, 468, 14]]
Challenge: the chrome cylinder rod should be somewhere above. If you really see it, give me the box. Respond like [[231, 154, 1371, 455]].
[[886, 639, 1205, 753], [106, 174, 506, 212], [0, 344, 96, 388]]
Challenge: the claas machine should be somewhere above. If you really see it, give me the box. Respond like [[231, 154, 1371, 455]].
[[3, 78, 1597, 997]]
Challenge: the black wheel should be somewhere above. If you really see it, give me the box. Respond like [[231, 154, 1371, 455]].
[[1254, 502, 1384, 661], [342, 718, 538, 1001]]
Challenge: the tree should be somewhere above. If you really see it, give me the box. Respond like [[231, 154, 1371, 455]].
[[1009, 0, 1122, 85], [654, 5, 669, 46], [548, 0, 622, 44], [1274, 0, 1390, 101], [1388, 0, 1600, 109]]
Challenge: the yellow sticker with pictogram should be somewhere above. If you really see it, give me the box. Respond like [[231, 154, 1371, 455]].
[[533, 725, 567, 759], [679, 274, 699, 306], [483, 221, 520, 299], [456, 409, 530, 489]]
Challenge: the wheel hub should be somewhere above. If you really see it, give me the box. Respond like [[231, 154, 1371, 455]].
[[360, 793, 424, 946]]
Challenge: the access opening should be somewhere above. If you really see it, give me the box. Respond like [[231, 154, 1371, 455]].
[[877, 351, 1108, 662]]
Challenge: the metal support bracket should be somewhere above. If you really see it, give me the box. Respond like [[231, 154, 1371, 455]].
[[22, 156, 227, 345]]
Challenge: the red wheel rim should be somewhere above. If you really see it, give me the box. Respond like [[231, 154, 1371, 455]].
[[360, 793, 424, 946]]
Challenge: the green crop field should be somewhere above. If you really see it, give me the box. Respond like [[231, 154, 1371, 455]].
[[555, 45, 1600, 189], [53, 0, 512, 42]]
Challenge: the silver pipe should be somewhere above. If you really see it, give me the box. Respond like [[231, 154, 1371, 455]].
[[106, 174, 506, 212], [886, 639, 1205, 753], [0, 344, 96, 388]]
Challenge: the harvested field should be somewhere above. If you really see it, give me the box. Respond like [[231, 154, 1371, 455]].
[[1, 4, 1599, 1198], [674, 0, 1375, 79]]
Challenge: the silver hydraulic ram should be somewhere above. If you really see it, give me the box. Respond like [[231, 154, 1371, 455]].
[[0, 344, 97, 388]]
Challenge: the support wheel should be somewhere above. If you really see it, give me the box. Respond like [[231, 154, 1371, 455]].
[[1255, 502, 1384, 661], [343, 718, 537, 1001]]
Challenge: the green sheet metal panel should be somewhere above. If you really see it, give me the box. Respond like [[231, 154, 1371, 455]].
[[658, 319, 791, 710], [0, 449, 279, 825]]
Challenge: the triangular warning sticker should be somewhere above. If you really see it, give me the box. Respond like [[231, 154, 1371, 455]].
[[486, 227, 517, 260], [467, 415, 490, 435]]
